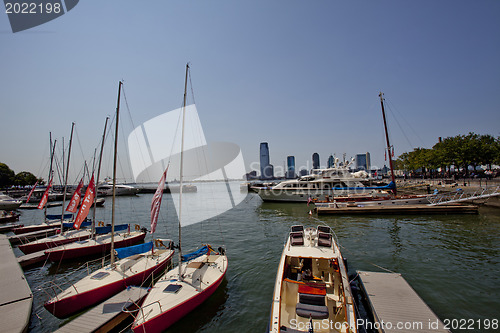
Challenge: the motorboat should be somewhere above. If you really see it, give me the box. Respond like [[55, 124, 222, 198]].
[[255, 164, 387, 202], [269, 225, 357, 333], [0, 193, 22, 210], [96, 183, 140, 196]]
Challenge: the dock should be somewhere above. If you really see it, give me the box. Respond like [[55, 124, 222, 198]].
[[315, 204, 478, 215], [0, 234, 32, 333], [8, 227, 60, 245], [17, 249, 50, 268], [54, 286, 148, 333], [357, 271, 450, 332]]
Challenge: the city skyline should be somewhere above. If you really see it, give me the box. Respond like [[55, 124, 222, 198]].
[[1, 1, 499, 183]]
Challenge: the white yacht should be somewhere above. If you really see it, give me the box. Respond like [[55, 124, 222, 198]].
[[255, 164, 385, 202], [96, 183, 140, 196], [0, 193, 23, 210]]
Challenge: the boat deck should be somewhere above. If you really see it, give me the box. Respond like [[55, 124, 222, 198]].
[[0, 234, 32, 333], [54, 286, 148, 333], [357, 271, 450, 332]]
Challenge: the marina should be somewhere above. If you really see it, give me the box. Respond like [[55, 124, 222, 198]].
[[1, 185, 498, 332]]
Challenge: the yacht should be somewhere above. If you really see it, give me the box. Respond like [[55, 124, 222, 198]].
[[0, 193, 23, 210], [96, 183, 139, 196], [255, 164, 386, 202]]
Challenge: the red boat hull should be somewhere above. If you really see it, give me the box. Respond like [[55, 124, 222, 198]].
[[18, 233, 92, 254], [46, 232, 146, 261], [13, 224, 57, 235], [44, 251, 173, 319], [132, 263, 227, 333]]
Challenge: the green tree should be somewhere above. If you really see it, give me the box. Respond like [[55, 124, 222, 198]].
[[0, 163, 15, 188], [14, 171, 39, 186]]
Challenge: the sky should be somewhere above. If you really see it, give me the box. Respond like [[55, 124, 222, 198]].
[[1, 0, 499, 183]]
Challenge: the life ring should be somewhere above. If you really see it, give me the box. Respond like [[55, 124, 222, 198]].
[[135, 224, 140, 231], [98, 221, 104, 227], [155, 239, 164, 248]]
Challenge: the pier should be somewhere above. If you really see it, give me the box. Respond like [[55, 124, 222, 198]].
[[315, 204, 478, 215], [53, 286, 148, 333], [0, 234, 32, 333], [357, 271, 450, 332]]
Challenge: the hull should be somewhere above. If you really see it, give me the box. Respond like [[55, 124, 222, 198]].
[[13, 223, 58, 235], [133, 253, 227, 333], [45, 231, 146, 261], [18, 230, 92, 254], [256, 188, 377, 202], [314, 195, 430, 208], [44, 249, 174, 318]]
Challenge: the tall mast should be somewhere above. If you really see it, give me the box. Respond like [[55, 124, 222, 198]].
[[92, 116, 109, 238], [111, 81, 122, 267], [61, 122, 75, 227], [379, 92, 397, 195], [45, 134, 56, 221], [178, 63, 189, 279]]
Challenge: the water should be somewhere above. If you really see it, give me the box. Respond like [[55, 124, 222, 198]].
[[18, 183, 500, 332]]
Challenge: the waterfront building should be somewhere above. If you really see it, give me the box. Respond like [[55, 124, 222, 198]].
[[286, 156, 296, 179], [327, 154, 334, 168], [299, 168, 308, 177], [312, 153, 320, 170], [260, 142, 274, 179], [356, 152, 371, 171]]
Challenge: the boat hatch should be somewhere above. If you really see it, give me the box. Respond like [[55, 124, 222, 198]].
[[91, 272, 110, 280], [164, 284, 182, 293]]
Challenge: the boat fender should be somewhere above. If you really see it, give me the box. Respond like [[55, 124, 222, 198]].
[[343, 258, 348, 272], [98, 221, 105, 227]]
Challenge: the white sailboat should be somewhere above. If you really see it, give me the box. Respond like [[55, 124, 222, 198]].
[[132, 64, 228, 333], [43, 81, 175, 319]]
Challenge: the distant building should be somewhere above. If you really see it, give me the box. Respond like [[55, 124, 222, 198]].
[[327, 155, 334, 168], [260, 142, 273, 179], [286, 156, 296, 179], [312, 153, 320, 170], [299, 168, 308, 177], [356, 152, 371, 171], [244, 170, 258, 180]]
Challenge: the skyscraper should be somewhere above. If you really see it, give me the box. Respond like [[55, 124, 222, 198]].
[[286, 156, 296, 179], [312, 153, 320, 170], [327, 154, 334, 168], [355, 152, 371, 171], [260, 142, 273, 179]]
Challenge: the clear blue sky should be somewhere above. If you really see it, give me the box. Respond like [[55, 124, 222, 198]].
[[1, 1, 499, 182]]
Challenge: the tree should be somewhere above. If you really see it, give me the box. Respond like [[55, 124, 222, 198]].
[[0, 163, 15, 188], [14, 171, 39, 186]]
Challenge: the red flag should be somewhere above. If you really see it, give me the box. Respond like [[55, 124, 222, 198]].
[[26, 180, 38, 203], [66, 178, 84, 213], [73, 175, 95, 230], [37, 178, 53, 209], [151, 167, 168, 234]]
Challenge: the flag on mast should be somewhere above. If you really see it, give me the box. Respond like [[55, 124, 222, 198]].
[[150, 167, 168, 234], [66, 178, 84, 213], [37, 178, 52, 209], [26, 180, 38, 203], [73, 175, 95, 229]]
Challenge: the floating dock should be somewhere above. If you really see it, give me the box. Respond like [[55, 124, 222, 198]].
[[357, 271, 450, 332], [53, 286, 148, 333], [315, 204, 478, 215], [0, 234, 32, 333]]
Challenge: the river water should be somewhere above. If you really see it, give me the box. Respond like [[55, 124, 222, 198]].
[[18, 182, 500, 333]]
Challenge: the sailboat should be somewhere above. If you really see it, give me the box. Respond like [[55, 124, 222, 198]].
[[44, 82, 147, 262], [269, 225, 358, 333], [43, 81, 175, 319], [132, 64, 228, 333]]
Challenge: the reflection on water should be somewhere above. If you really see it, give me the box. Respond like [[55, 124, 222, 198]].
[[17, 186, 500, 332]]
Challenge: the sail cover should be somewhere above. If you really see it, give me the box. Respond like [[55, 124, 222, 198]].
[[115, 241, 153, 259]]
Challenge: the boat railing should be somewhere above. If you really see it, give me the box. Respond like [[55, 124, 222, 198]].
[[427, 185, 500, 205]]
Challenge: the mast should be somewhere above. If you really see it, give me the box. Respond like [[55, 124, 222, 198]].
[[61, 122, 75, 227], [178, 63, 189, 279], [92, 116, 109, 238], [379, 92, 397, 195], [111, 81, 122, 267], [45, 134, 56, 221]]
